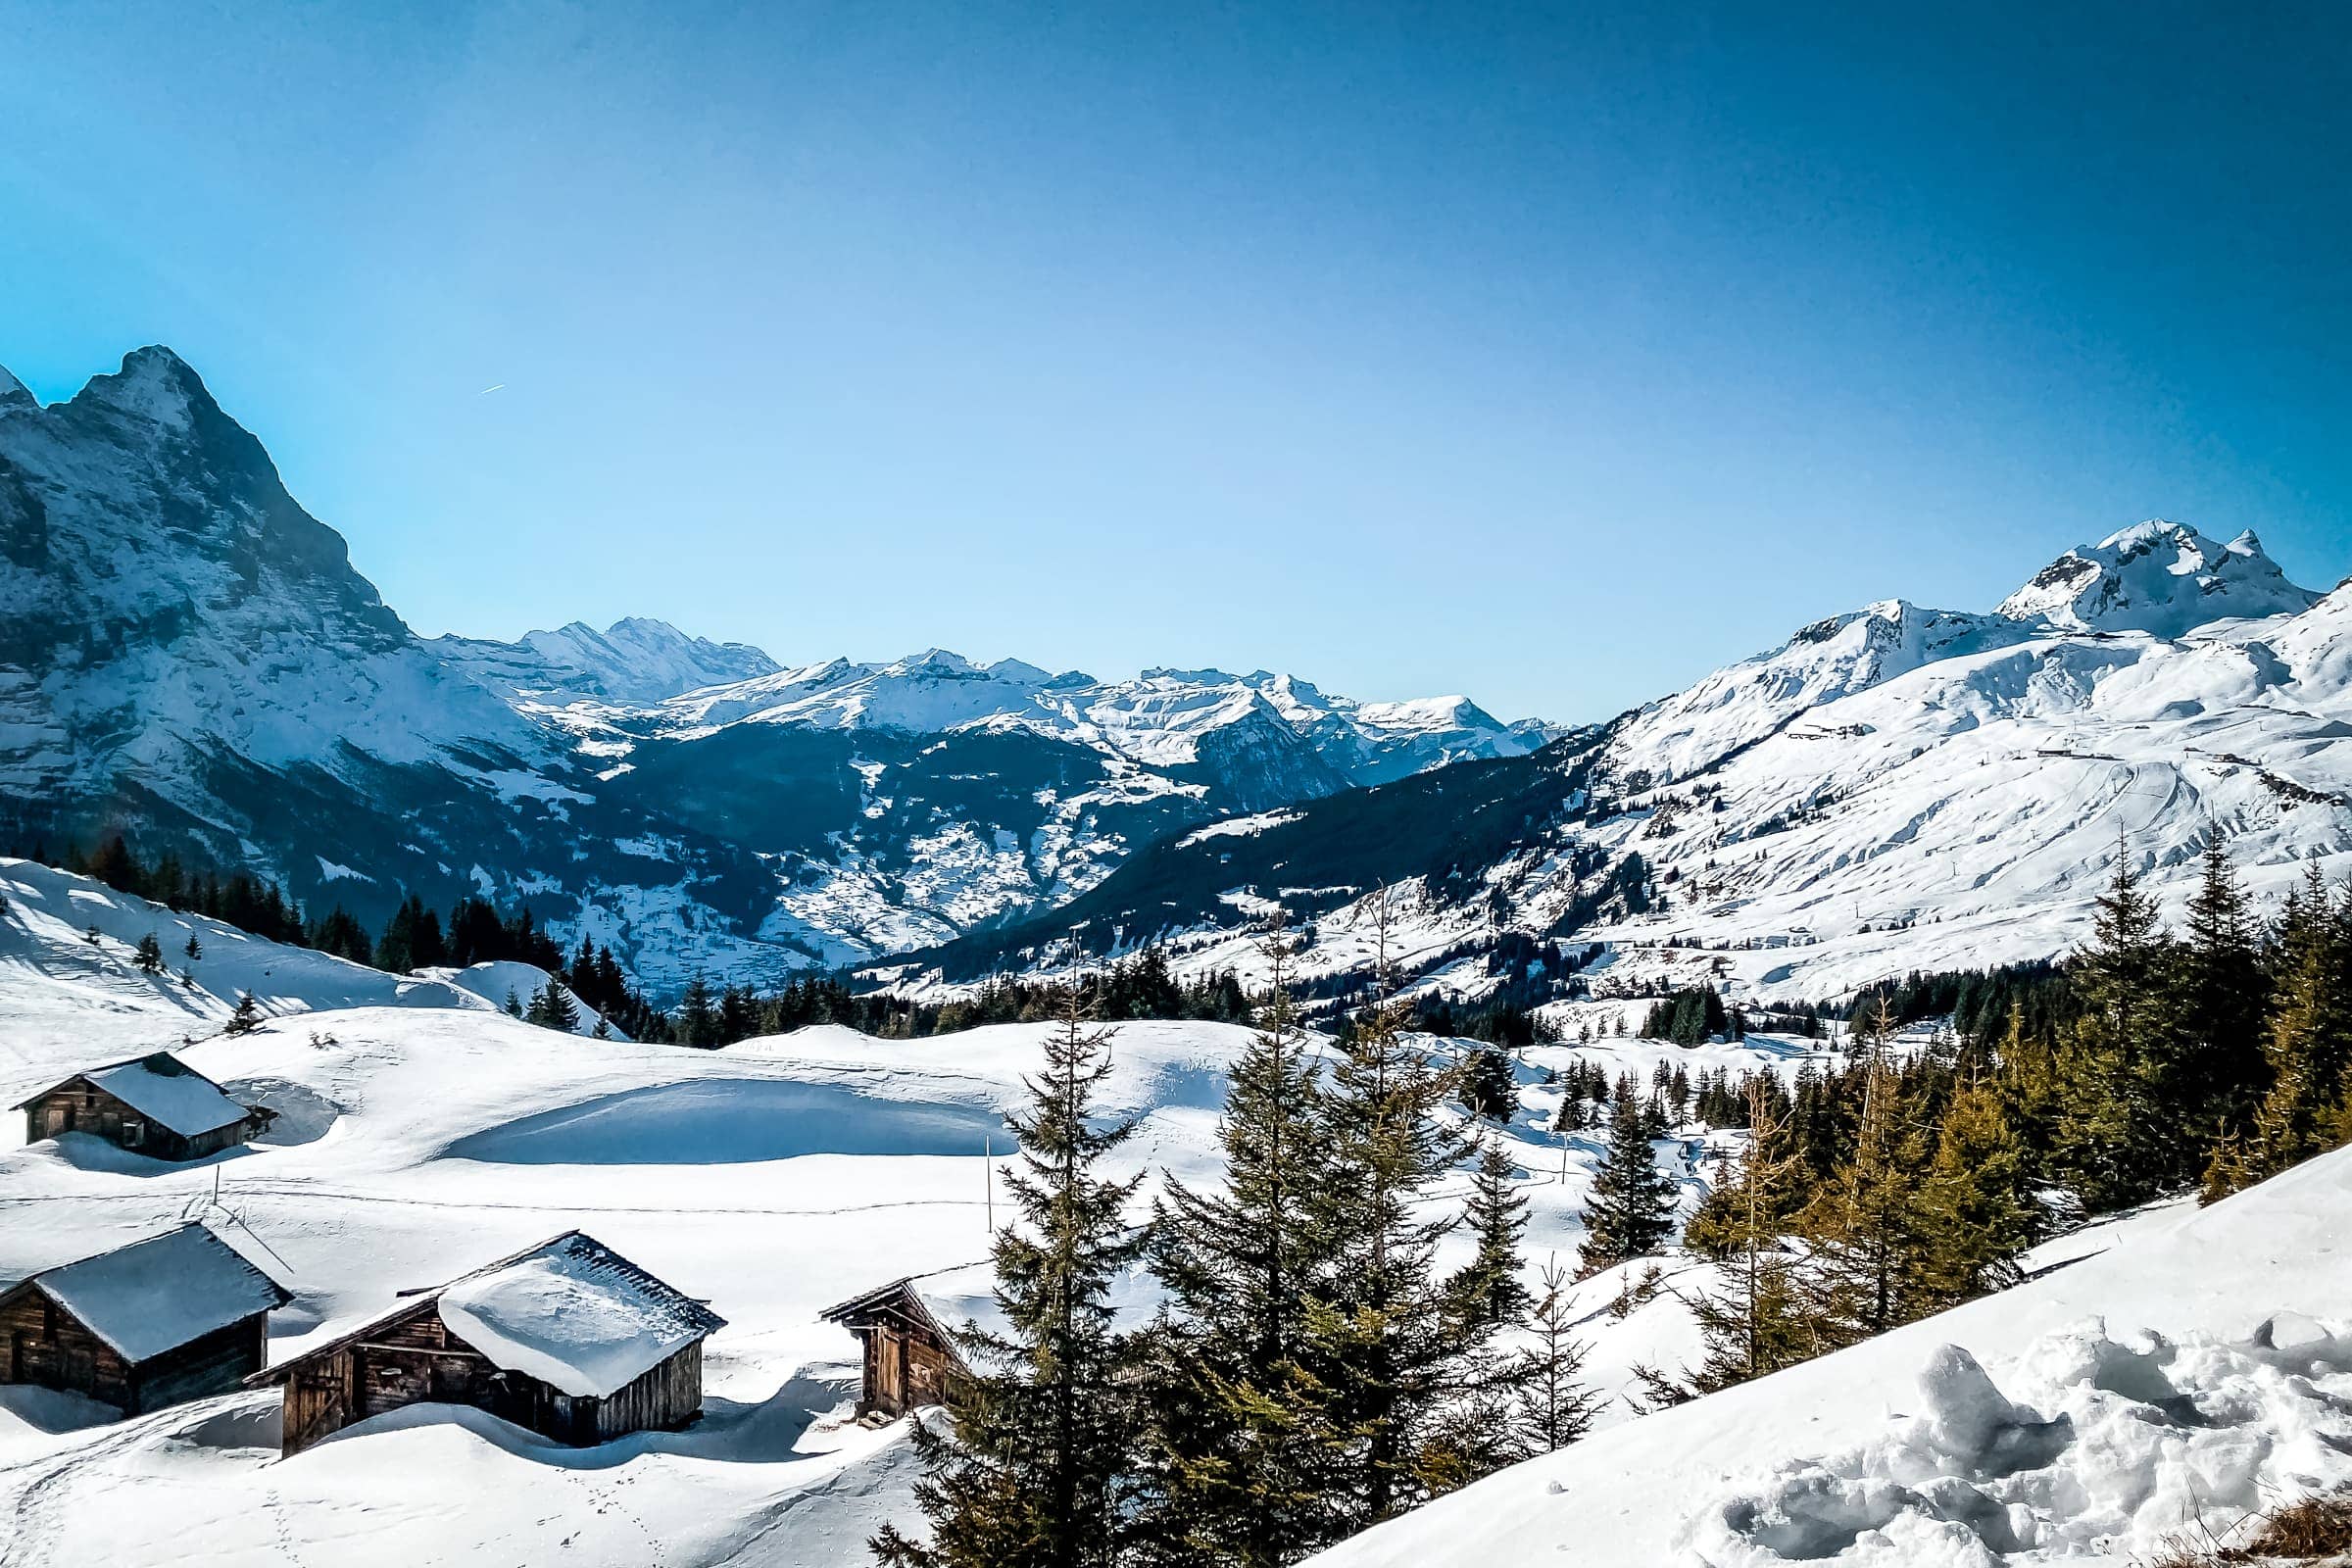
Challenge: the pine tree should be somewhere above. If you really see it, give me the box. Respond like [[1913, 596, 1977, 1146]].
[[1578, 1080, 1678, 1273], [591, 1012, 613, 1040], [184, 933, 203, 962], [2241, 871, 2352, 1184], [2052, 845, 2177, 1210], [223, 991, 264, 1036], [1795, 1034, 1929, 1346], [503, 986, 522, 1018], [528, 979, 579, 1032], [1511, 1257, 1597, 1452], [1912, 1074, 2034, 1307], [1461, 1047, 1516, 1122], [1140, 931, 1338, 1567], [1688, 1076, 1812, 1392], [2164, 843, 2273, 1176], [1303, 892, 1470, 1529], [133, 932, 164, 973], [677, 975, 720, 1048], [1447, 1134, 1530, 1331], [874, 985, 1149, 1568]]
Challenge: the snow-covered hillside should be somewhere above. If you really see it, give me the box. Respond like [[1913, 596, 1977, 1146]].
[[1309, 1147, 2352, 1568], [0, 870, 1837, 1564], [914, 523, 2351, 1011]]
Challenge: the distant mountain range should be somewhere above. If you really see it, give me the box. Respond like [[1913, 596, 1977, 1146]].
[[0, 347, 1550, 992], [4, 347, 2343, 1004], [894, 518, 2350, 1008]]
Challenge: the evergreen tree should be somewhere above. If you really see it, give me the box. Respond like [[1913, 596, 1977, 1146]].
[[1688, 1076, 1812, 1392], [1511, 1257, 1597, 1453], [184, 933, 203, 962], [674, 975, 720, 1047], [1795, 1039, 1928, 1346], [1578, 1081, 1678, 1273], [874, 986, 1149, 1568], [2163, 843, 2273, 1173], [591, 1012, 613, 1040], [133, 931, 164, 973], [1912, 1074, 2035, 1307], [2052, 846, 2176, 1210], [1140, 932, 1338, 1567], [1461, 1047, 1517, 1122], [528, 979, 579, 1032], [2240, 872, 2352, 1184], [223, 991, 264, 1036], [1447, 1134, 1530, 1331], [1304, 894, 1470, 1529]]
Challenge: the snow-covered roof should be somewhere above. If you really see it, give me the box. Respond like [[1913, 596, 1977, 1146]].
[[10, 1223, 290, 1363], [14, 1052, 253, 1137], [262, 1232, 723, 1400]]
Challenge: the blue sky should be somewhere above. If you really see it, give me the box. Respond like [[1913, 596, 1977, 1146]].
[[4, 2, 2345, 722]]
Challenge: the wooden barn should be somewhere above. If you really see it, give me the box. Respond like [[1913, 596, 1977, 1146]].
[[0, 1222, 291, 1415], [13, 1051, 276, 1161], [821, 1276, 972, 1420], [252, 1231, 724, 1457]]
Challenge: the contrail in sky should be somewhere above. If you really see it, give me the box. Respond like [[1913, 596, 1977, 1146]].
[[478, 382, 506, 395]]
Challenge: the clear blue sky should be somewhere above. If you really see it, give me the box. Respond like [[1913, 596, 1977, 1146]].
[[4, 2, 2345, 722]]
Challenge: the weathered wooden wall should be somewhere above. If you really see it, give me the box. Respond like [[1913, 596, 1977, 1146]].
[[19, 1083, 243, 1161], [0, 1288, 265, 1414], [0, 1286, 134, 1407], [278, 1303, 706, 1455], [855, 1317, 961, 1418]]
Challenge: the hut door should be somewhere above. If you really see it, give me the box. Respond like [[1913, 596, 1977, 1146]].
[[878, 1331, 906, 1415]]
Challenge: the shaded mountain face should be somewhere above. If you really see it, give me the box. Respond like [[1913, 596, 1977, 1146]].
[[906, 526, 2347, 1005], [0, 347, 1544, 994]]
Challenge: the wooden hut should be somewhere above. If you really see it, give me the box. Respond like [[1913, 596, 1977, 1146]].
[[0, 1223, 291, 1414], [821, 1277, 972, 1420], [252, 1231, 724, 1457], [14, 1051, 276, 1161]]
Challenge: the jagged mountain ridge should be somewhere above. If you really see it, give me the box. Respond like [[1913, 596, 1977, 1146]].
[[0, 346, 1548, 991], [895, 525, 2352, 1006]]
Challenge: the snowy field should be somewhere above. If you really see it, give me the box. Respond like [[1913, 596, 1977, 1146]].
[[7, 856, 2346, 1567], [0, 858, 1810, 1564]]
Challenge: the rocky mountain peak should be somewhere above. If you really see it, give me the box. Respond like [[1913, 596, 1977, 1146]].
[[1997, 519, 2318, 636]]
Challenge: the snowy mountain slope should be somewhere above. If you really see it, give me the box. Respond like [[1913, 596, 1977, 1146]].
[[1308, 1145, 2352, 1568], [908, 526, 2349, 1006], [0, 858, 613, 1067], [0, 346, 1549, 992]]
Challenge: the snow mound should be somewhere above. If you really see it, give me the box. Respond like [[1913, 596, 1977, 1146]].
[[436, 1236, 724, 1399], [1683, 1318, 2352, 1565]]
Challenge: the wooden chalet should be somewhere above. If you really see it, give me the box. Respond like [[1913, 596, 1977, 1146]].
[[0, 1223, 291, 1415], [821, 1276, 972, 1420], [14, 1051, 276, 1161], [251, 1231, 724, 1456]]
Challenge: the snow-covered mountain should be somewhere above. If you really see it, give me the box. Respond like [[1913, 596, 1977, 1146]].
[[0, 347, 1544, 992], [436, 616, 782, 704], [1992, 517, 2319, 635], [904, 527, 2352, 1006]]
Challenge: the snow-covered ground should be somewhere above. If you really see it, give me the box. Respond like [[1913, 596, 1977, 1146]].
[[0, 859, 1845, 1563], [7, 858, 2346, 1567], [1308, 1152, 2352, 1568]]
